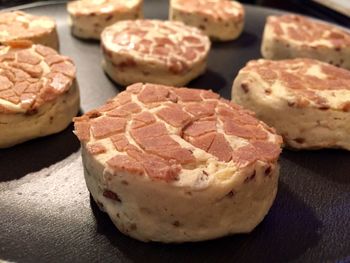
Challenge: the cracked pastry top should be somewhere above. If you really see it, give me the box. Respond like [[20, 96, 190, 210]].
[[232, 58, 350, 150], [102, 19, 210, 74], [0, 42, 76, 114], [74, 83, 282, 182], [266, 14, 350, 49], [0, 11, 59, 50], [239, 58, 350, 112], [261, 14, 350, 69], [101, 19, 210, 86]]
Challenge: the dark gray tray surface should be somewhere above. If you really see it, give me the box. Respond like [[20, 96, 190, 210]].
[[0, 1, 349, 263]]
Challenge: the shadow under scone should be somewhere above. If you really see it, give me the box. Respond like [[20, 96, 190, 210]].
[[90, 183, 321, 263], [0, 123, 80, 182]]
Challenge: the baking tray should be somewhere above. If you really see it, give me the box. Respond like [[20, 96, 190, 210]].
[[0, 1, 349, 262]]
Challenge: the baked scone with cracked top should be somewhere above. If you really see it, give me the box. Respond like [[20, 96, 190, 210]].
[[0, 42, 79, 148], [170, 0, 244, 41], [232, 58, 350, 150], [101, 20, 210, 86], [261, 14, 350, 70], [67, 0, 143, 40], [0, 11, 59, 50], [74, 83, 282, 242]]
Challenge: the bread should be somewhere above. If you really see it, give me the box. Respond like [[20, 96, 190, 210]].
[[74, 83, 282, 242], [101, 20, 210, 86], [232, 58, 350, 150], [261, 14, 350, 70], [0, 11, 59, 50], [0, 42, 79, 148], [169, 0, 244, 41], [67, 0, 143, 40]]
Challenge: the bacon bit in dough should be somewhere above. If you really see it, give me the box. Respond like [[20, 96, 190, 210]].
[[103, 190, 121, 202]]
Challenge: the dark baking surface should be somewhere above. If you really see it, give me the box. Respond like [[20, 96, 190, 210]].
[[0, 1, 349, 262]]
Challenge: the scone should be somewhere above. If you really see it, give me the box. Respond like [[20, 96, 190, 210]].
[[0, 11, 59, 50], [74, 83, 282, 242], [67, 0, 143, 40], [101, 20, 210, 86], [0, 42, 79, 148], [232, 58, 350, 150], [261, 14, 350, 70], [169, 0, 244, 41]]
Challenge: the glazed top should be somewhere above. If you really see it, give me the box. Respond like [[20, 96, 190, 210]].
[[241, 58, 350, 111], [74, 83, 282, 183], [0, 11, 56, 43], [0, 42, 76, 114], [101, 19, 210, 74]]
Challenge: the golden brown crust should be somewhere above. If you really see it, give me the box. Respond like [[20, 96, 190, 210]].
[[0, 43, 76, 114], [0, 11, 56, 44]]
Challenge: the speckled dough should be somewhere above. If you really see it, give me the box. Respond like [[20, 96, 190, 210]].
[[67, 0, 143, 40], [101, 19, 210, 86], [74, 83, 282, 242], [0, 11, 59, 50], [232, 58, 350, 150], [170, 0, 245, 41], [261, 14, 350, 70], [0, 43, 80, 148]]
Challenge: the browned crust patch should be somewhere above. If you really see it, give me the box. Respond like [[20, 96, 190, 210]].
[[68, 0, 141, 16]]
